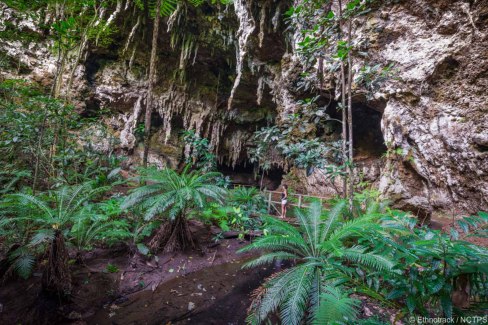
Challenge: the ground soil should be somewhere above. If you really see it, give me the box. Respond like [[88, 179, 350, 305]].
[[0, 221, 255, 324], [0, 212, 485, 325]]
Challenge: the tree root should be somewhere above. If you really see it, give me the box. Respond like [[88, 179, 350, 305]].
[[148, 216, 197, 253], [41, 230, 71, 298]]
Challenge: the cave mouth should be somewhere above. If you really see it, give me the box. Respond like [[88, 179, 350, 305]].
[[352, 103, 387, 159], [322, 97, 387, 159], [217, 161, 283, 191]]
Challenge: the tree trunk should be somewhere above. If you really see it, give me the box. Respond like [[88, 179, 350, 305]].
[[66, 34, 88, 99], [142, 0, 162, 167], [148, 214, 197, 253], [32, 116, 48, 195], [347, 19, 354, 214], [338, 0, 348, 200], [41, 230, 71, 297]]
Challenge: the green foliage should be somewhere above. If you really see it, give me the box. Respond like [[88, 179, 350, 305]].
[[201, 203, 233, 231], [375, 211, 488, 317], [248, 125, 281, 172], [240, 200, 393, 325], [200, 187, 266, 238], [228, 187, 267, 216], [134, 0, 232, 18], [105, 263, 119, 273], [0, 182, 108, 278], [355, 64, 395, 99], [7, 246, 36, 280], [182, 130, 217, 172], [134, 0, 177, 17], [102, 205, 158, 256], [289, 0, 393, 90], [313, 286, 360, 325], [249, 97, 342, 175], [69, 198, 129, 253], [2, 0, 48, 11], [0, 80, 119, 192], [122, 166, 227, 221], [243, 196, 488, 323], [0, 167, 31, 195]]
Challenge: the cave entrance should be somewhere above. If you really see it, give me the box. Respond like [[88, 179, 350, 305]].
[[351, 103, 387, 159], [217, 161, 284, 191], [322, 97, 386, 159]]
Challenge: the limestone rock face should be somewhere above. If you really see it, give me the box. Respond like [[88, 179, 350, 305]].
[[0, 0, 487, 215], [294, 0, 488, 215], [371, 0, 488, 215]]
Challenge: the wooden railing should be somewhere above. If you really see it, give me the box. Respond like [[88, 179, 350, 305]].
[[230, 183, 333, 215], [262, 190, 331, 215]]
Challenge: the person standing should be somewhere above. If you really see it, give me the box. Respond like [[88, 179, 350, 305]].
[[281, 184, 288, 218]]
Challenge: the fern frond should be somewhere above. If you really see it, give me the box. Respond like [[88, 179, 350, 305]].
[[8, 247, 36, 279], [29, 229, 55, 246], [243, 252, 299, 269], [238, 235, 310, 256], [280, 264, 316, 325], [341, 246, 395, 272], [313, 286, 360, 325], [321, 199, 346, 242], [8, 193, 53, 220]]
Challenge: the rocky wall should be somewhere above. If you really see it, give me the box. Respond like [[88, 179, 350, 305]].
[[1, 0, 487, 216]]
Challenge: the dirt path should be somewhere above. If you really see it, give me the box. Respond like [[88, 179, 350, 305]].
[[0, 221, 256, 324], [89, 259, 279, 325]]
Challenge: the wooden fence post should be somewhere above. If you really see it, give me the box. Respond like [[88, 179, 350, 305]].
[[268, 191, 272, 212], [298, 195, 302, 208]]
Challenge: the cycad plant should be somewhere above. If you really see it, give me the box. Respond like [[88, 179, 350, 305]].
[[69, 199, 130, 262], [229, 187, 267, 216], [240, 200, 394, 325], [122, 167, 226, 252], [0, 183, 103, 296]]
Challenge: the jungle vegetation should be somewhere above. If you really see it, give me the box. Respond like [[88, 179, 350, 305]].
[[0, 0, 487, 324]]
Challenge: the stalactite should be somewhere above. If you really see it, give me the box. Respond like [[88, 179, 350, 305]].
[[129, 46, 136, 69], [229, 130, 246, 168], [178, 35, 197, 70], [93, 7, 106, 27], [258, 4, 266, 48], [272, 3, 281, 32], [192, 44, 199, 66], [167, 3, 184, 33], [257, 75, 265, 105], [210, 121, 225, 154], [123, 15, 140, 55], [119, 96, 143, 149], [227, 0, 255, 110], [96, 0, 122, 46]]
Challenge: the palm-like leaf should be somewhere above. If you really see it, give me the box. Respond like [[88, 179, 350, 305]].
[[2, 182, 102, 279], [123, 167, 226, 221], [8, 246, 36, 279], [241, 200, 391, 325], [313, 286, 360, 325]]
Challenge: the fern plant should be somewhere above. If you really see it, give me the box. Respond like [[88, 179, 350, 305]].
[[312, 286, 360, 325], [122, 166, 227, 252], [240, 200, 394, 325], [229, 186, 267, 216], [0, 182, 105, 296]]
